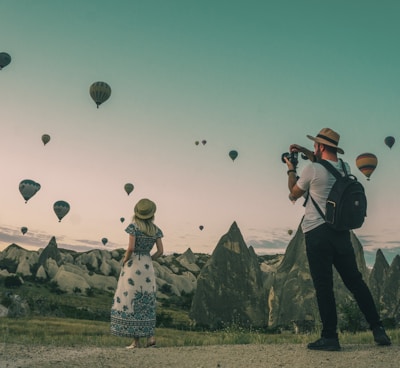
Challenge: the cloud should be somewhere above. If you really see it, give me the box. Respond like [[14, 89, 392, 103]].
[[0, 225, 125, 253], [246, 238, 288, 255]]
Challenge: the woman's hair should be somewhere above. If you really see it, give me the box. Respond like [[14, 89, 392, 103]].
[[133, 215, 157, 237]]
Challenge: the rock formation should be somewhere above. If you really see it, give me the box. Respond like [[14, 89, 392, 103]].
[[38, 236, 62, 267], [1, 224, 400, 328], [380, 255, 400, 322], [190, 222, 267, 328], [267, 226, 372, 331], [369, 249, 390, 307]]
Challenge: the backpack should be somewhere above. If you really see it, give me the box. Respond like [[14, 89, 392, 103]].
[[307, 159, 367, 231]]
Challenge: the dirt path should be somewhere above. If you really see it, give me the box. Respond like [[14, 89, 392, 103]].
[[1, 343, 399, 368]]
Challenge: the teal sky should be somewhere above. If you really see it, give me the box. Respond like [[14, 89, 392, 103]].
[[1, 0, 400, 265]]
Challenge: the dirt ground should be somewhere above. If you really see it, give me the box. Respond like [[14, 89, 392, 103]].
[[1, 343, 399, 368]]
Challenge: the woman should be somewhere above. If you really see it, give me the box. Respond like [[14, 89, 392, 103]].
[[110, 198, 164, 349]]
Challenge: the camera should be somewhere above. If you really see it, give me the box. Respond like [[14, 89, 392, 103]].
[[281, 151, 298, 168]]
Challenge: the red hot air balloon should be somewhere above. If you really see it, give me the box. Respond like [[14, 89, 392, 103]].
[[384, 136, 395, 149], [356, 153, 378, 181]]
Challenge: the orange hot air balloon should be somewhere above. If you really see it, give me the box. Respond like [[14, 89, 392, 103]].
[[356, 153, 377, 181]]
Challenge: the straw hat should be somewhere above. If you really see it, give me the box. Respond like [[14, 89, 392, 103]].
[[134, 198, 156, 219], [306, 128, 344, 154]]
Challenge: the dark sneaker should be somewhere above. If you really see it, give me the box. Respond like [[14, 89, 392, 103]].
[[372, 326, 391, 346], [307, 337, 341, 351]]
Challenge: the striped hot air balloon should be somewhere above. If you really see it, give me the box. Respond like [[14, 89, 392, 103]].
[[356, 153, 377, 181], [89, 81, 111, 108]]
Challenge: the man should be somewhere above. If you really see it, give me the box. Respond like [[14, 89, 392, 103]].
[[285, 128, 391, 351]]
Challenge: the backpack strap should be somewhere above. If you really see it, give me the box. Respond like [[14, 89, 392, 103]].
[[309, 194, 325, 220], [304, 159, 347, 221], [317, 159, 347, 179]]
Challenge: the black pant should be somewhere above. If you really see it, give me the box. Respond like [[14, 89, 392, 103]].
[[305, 223, 380, 338]]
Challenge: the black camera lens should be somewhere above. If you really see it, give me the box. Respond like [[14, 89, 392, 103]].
[[281, 151, 298, 167]]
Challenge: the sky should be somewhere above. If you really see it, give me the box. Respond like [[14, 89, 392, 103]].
[[1, 0, 400, 266]]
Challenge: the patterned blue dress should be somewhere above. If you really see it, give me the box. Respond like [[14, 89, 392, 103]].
[[110, 223, 163, 338]]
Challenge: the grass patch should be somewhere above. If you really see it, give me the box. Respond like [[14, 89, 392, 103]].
[[1, 317, 398, 348]]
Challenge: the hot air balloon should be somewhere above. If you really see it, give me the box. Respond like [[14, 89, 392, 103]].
[[41, 134, 51, 146], [124, 183, 134, 195], [356, 153, 378, 181], [202, 140, 207, 145], [21, 227, 28, 235], [0, 52, 11, 70], [199, 225, 204, 231], [384, 136, 395, 149], [19, 179, 41, 203], [53, 200, 70, 222], [120, 217, 125, 223], [288, 229, 293, 235], [89, 81, 111, 108], [101, 237, 108, 246], [229, 150, 238, 161], [195, 141, 199, 146]]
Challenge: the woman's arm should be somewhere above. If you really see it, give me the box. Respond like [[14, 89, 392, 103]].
[[122, 234, 135, 265], [151, 238, 164, 261]]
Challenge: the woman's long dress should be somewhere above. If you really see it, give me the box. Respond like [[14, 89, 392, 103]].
[[110, 223, 163, 337]]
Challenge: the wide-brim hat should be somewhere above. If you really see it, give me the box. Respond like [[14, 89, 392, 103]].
[[307, 128, 344, 154], [134, 198, 156, 219]]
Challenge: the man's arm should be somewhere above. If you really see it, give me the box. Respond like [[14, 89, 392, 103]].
[[288, 183, 305, 202]]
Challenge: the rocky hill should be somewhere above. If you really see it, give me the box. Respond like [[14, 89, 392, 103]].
[[0, 223, 399, 331]]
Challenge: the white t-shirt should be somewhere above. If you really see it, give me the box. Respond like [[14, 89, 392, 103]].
[[296, 160, 351, 233]]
